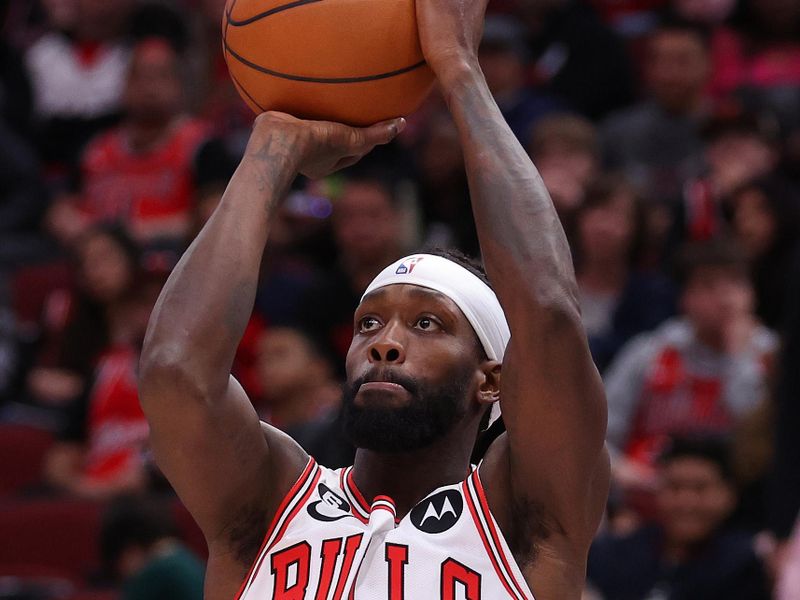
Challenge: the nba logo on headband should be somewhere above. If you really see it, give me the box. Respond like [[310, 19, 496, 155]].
[[395, 256, 424, 275]]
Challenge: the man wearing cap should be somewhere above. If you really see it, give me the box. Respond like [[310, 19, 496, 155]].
[[138, 0, 609, 598]]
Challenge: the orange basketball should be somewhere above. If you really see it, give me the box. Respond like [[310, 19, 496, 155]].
[[222, 0, 435, 126]]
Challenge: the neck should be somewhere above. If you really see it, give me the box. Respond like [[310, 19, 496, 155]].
[[351, 427, 475, 518], [694, 326, 725, 353]]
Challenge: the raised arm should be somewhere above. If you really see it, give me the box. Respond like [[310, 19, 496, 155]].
[[416, 0, 609, 594], [138, 113, 402, 562]]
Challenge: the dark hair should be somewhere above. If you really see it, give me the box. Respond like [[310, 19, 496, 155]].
[[76, 223, 141, 273], [673, 238, 749, 286], [423, 247, 494, 290], [129, 2, 190, 54], [574, 174, 647, 269], [100, 495, 178, 571], [727, 174, 800, 255], [658, 434, 735, 482], [651, 14, 713, 49]]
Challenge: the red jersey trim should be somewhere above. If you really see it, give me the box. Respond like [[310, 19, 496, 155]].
[[344, 467, 371, 518], [235, 457, 319, 600], [467, 470, 533, 600], [339, 468, 369, 523]]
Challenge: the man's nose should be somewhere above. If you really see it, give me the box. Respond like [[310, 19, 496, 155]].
[[367, 327, 406, 364]]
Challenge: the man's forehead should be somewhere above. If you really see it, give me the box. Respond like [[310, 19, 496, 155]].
[[362, 283, 451, 304]]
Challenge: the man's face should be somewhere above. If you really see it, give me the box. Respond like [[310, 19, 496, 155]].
[[577, 193, 636, 263], [124, 41, 183, 125], [257, 328, 321, 402], [646, 30, 710, 113], [333, 182, 400, 264], [681, 267, 753, 339], [343, 284, 485, 452], [657, 457, 735, 546], [479, 48, 524, 98]]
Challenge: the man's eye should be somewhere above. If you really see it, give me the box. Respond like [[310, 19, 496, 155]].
[[359, 317, 381, 332], [415, 317, 439, 331]]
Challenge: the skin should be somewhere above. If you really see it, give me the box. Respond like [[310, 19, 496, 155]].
[[656, 458, 736, 560], [139, 0, 609, 598]]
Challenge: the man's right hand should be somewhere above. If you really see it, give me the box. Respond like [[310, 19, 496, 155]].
[[246, 112, 405, 180]]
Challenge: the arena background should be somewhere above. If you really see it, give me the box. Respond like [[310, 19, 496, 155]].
[[0, 0, 799, 598]]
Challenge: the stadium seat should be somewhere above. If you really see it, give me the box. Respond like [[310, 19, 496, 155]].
[[0, 498, 105, 581], [0, 424, 54, 496]]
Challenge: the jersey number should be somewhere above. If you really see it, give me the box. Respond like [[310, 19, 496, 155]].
[[270, 541, 481, 599]]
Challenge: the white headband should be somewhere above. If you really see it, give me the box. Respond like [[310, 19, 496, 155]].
[[362, 254, 510, 426]]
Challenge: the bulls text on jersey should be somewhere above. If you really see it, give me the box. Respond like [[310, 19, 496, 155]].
[[236, 459, 534, 600]]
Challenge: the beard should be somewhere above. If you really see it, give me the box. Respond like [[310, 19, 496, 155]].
[[342, 362, 474, 453]]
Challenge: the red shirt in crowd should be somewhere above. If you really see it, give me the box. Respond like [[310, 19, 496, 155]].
[[79, 118, 209, 242], [81, 344, 149, 485]]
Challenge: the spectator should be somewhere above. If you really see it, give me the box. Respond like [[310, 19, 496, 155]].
[[479, 14, 560, 143], [778, 518, 800, 600], [670, 0, 736, 27], [25, 0, 134, 177], [601, 19, 712, 204], [668, 110, 781, 249], [529, 112, 600, 221], [573, 175, 676, 371], [24, 225, 141, 416], [713, 0, 800, 134], [254, 326, 341, 447], [100, 495, 204, 600], [51, 37, 209, 246], [0, 30, 50, 269], [296, 167, 410, 366], [521, 0, 637, 119], [414, 111, 477, 255], [727, 175, 800, 330], [41, 263, 159, 498], [588, 435, 771, 600], [768, 242, 800, 565], [604, 239, 778, 494]]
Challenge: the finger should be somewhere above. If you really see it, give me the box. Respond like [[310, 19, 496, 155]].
[[359, 117, 406, 149], [334, 154, 364, 171]]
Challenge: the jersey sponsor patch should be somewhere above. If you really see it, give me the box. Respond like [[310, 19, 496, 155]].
[[410, 489, 462, 534], [307, 483, 354, 522]]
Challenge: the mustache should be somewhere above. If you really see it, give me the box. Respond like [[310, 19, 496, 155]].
[[350, 368, 420, 397]]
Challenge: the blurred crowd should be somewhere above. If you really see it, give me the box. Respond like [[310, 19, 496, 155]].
[[0, 0, 799, 598]]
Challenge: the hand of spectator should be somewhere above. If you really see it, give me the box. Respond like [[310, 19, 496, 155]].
[[44, 195, 89, 246], [27, 367, 84, 406]]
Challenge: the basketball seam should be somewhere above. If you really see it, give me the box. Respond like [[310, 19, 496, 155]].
[[223, 39, 426, 84], [227, 66, 268, 112], [227, 0, 323, 26]]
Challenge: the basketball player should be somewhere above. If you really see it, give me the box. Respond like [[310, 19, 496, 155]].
[[139, 0, 610, 598]]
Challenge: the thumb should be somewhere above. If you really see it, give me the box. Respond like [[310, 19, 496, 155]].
[[361, 117, 406, 147]]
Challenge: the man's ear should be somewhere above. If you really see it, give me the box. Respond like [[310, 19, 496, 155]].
[[476, 360, 501, 407]]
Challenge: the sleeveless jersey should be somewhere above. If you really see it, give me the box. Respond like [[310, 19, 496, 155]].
[[237, 458, 534, 600]]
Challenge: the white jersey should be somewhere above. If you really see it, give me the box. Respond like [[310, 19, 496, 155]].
[[237, 458, 534, 600]]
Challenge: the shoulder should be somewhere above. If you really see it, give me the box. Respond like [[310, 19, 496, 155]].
[[751, 324, 780, 354]]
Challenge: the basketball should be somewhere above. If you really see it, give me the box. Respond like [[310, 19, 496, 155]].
[[222, 0, 435, 126]]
